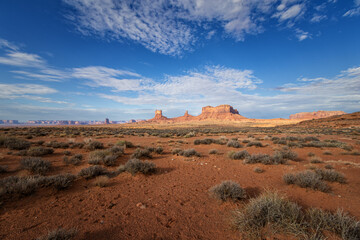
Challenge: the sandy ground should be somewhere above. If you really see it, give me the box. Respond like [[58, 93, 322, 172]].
[[0, 131, 359, 239]]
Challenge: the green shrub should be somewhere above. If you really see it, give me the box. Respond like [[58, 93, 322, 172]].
[[21, 157, 51, 175], [124, 158, 156, 175], [209, 180, 246, 202]]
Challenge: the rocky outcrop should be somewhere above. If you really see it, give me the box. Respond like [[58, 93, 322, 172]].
[[289, 111, 346, 120], [147, 105, 247, 123], [196, 105, 246, 121]]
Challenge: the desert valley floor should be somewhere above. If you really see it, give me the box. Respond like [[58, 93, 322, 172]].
[[0, 114, 360, 240]]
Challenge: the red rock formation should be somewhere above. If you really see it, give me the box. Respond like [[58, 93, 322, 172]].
[[195, 105, 246, 121], [147, 105, 247, 123], [289, 111, 346, 120]]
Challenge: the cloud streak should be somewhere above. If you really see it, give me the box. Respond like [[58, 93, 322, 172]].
[[64, 0, 319, 56]]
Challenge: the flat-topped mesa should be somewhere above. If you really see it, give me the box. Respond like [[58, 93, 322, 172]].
[[154, 110, 163, 119], [289, 110, 346, 120], [197, 104, 246, 120]]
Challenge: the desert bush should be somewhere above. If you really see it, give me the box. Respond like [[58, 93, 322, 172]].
[[37, 228, 77, 240], [94, 176, 109, 187], [324, 164, 334, 169], [88, 149, 120, 166], [228, 150, 250, 160], [103, 155, 117, 166], [45, 141, 69, 149], [283, 171, 330, 192], [246, 141, 264, 147], [47, 173, 76, 190], [209, 180, 246, 202], [184, 131, 196, 138], [71, 142, 84, 149], [131, 148, 152, 159], [307, 152, 315, 157], [27, 147, 54, 156], [21, 157, 51, 175], [253, 167, 264, 173], [171, 148, 182, 155], [314, 169, 346, 183], [304, 136, 320, 142], [275, 149, 298, 161], [78, 165, 107, 179], [116, 140, 134, 148], [124, 158, 156, 175], [233, 192, 303, 239], [108, 145, 124, 155], [64, 154, 83, 165], [0, 137, 31, 150], [179, 148, 201, 157], [209, 149, 218, 154], [194, 138, 215, 145], [341, 151, 360, 156], [306, 208, 360, 240], [244, 154, 272, 165], [0, 175, 41, 196], [63, 150, 71, 156], [309, 156, 323, 164], [226, 140, 242, 148], [85, 140, 104, 150]]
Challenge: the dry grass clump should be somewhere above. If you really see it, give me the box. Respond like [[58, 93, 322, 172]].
[[246, 141, 264, 147], [26, 147, 54, 156], [131, 148, 152, 159], [88, 147, 123, 166], [314, 169, 346, 183], [228, 150, 250, 160], [63, 154, 83, 166], [323, 150, 332, 155], [226, 140, 242, 148], [209, 149, 218, 154], [233, 191, 303, 239], [283, 171, 330, 192], [78, 165, 108, 179], [171, 148, 200, 157], [116, 140, 134, 148], [21, 157, 51, 175], [85, 140, 104, 150], [0, 137, 31, 150], [123, 158, 156, 175], [37, 228, 77, 240], [146, 146, 163, 154], [324, 164, 334, 169], [233, 191, 360, 239], [94, 176, 109, 188], [0, 174, 76, 198], [209, 181, 246, 202], [45, 141, 69, 149], [171, 148, 183, 155], [309, 156, 323, 164]]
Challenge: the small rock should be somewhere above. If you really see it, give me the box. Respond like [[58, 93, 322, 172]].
[[136, 202, 146, 209]]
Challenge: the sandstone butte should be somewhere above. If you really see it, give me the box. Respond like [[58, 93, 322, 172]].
[[289, 110, 346, 120], [146, 105, 346, 123]]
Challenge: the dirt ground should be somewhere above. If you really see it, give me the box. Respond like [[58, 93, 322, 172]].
[[0, 127, 359, 240]]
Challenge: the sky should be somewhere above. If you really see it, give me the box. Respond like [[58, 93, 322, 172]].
[[0, 0, 359, 121]]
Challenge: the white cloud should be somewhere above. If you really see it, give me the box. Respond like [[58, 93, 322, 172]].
[[295, 28, 311, 41], [64, 0, 316, 55], [310, 14, 327, 23], [11, 69, 68, 82], [0, 38, 19, 51], [71, 66, 152, 91], [344, 0, 360, 17], [0, 51, 45, 68]]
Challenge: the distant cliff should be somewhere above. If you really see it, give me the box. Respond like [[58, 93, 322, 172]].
[[289, 111, 346, 120]]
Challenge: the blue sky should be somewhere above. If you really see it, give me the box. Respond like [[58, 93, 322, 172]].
[[0, 0, 359, 121]]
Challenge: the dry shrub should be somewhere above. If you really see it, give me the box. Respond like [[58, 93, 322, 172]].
[[283, 171, 330, 192], [27, 147, 54, 156], [21, 157, 51, 175], [209, 149, 218, 154], [0, 137, 31, 150], [314, 169, 346, 183], [131, 148, 152, 159], [227, 140, 242, 148], [78, 165, 107, 179], [228, 150, 249, 160], [94, 176, 109, 187], [63, 154, 83, 166], [85, 140, 104, 150], [124, 158, 156, 175], [209, 180, 246, 202], [37, 228, 77, 240]]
